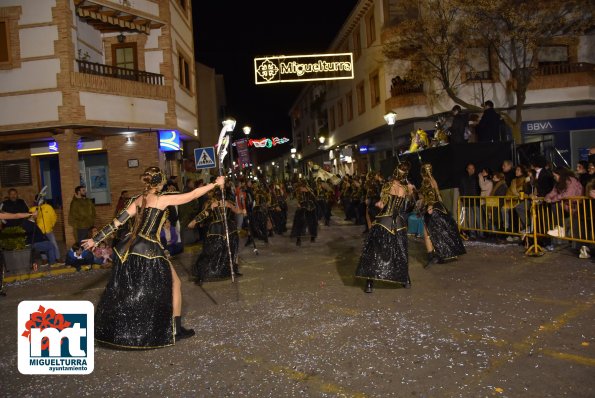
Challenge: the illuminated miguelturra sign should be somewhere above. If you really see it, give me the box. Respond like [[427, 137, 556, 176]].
[[254, 53, 354, 84]]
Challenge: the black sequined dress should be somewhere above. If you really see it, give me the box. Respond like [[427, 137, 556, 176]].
[[95, 207, 174, 348], [290, 189, 318, 239], [423, 201, 466, 260], [192, 203, 239, 281], [355, 190, 409, 284]]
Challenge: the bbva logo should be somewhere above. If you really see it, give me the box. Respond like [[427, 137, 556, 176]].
[[18, 301, 94, 375], [526, 121, 553, 131]]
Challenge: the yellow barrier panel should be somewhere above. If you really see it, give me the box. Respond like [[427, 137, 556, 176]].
[[458, 195, 594, 255]]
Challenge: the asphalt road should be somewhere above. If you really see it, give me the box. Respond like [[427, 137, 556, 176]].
[[1, 204, 594, 397]]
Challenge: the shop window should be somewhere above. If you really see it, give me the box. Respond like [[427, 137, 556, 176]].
[[79, 153, 110, 205]]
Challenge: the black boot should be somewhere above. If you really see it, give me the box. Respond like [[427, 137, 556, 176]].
[[365, 279, 373, 293], [424, 251, 436, 268], [233, 265, 243, 277], [296, 237, 301, 246], [194, 277, 203, 286], [310, 236, 316, 243], [403, 277, 411, 289], [174, 316, 195, 341], [268, 230, 274, 237]]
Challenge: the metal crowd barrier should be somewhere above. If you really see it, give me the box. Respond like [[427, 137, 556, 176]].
[[457, 195, 594, 256]]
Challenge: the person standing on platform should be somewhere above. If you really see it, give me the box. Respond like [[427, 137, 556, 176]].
[[476, 100, 502, 142], [68, 186, 96, 243], [355, 161, 415, 293], [449, 105, 469, 144]]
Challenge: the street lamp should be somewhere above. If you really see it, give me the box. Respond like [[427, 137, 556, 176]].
[[384, 111, 397, 157], [241, 125, 252, 171]]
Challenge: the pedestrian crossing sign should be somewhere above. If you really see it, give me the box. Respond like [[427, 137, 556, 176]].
[[194, 146, 216, 169]]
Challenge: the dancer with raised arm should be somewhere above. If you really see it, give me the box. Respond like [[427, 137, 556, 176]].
[[355, 162, 415, 293], [82, 167, 224, 348]]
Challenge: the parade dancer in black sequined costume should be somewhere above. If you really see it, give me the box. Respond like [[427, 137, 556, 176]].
[[418, 163, 466, 267], [290, 180, 318, 246], [250, 184, 271, 243], [355, 162, 415, 293], [82, 167, 225, 348], [189, 188, 241, 285], [269, 184, 287, 235]]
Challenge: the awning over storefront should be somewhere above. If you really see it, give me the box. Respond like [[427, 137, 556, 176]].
[[74, 0, 165, 34]]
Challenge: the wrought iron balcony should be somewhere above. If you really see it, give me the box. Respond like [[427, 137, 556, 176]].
[[76, 59, 164, 85], [465, 70, 492, 81], [535, 62, 594, 76]]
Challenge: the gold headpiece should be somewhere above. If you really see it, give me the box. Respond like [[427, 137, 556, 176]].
[[393, 161, 411, 183], [421, 163, 433, 176]]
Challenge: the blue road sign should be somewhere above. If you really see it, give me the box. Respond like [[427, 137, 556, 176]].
[[194, 146, 216, 170]]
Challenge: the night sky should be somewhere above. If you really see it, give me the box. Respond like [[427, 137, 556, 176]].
[[192, 1, 358, 161]]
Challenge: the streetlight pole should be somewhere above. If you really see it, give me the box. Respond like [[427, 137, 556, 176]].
[[384, 111, 397, 157], [242, 125, 251, 175]]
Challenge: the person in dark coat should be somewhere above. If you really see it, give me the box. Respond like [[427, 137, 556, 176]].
[[476, 100, 502, 142], [449, 105, 469, 144]]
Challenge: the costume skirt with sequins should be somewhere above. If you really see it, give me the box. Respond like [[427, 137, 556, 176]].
[[192, 227, 239, 281], [95, 237, 174, 349], [355, 223, 409, 284], [424, 203, 466, 260], [290, 207, 318, 238]]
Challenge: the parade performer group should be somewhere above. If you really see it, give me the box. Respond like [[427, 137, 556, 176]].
[[82, 167, 225, 348], [75, 159, 467, 348]]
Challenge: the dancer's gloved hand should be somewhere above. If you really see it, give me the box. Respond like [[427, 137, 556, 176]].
[[215, 175, 225, 187]]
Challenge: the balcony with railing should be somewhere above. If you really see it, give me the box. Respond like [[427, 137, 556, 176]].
[[385, 77, 426, 110], [76, 59, 163, 85], [528, 62, 595, 90], [71, 59, 171, 100]]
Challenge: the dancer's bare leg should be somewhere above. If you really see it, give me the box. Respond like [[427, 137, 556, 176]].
[[170, 263, 181, 316], [424, 225, 434, 253]]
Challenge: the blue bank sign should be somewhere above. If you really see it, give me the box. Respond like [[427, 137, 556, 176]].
[[159, 130, 180, 152]]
